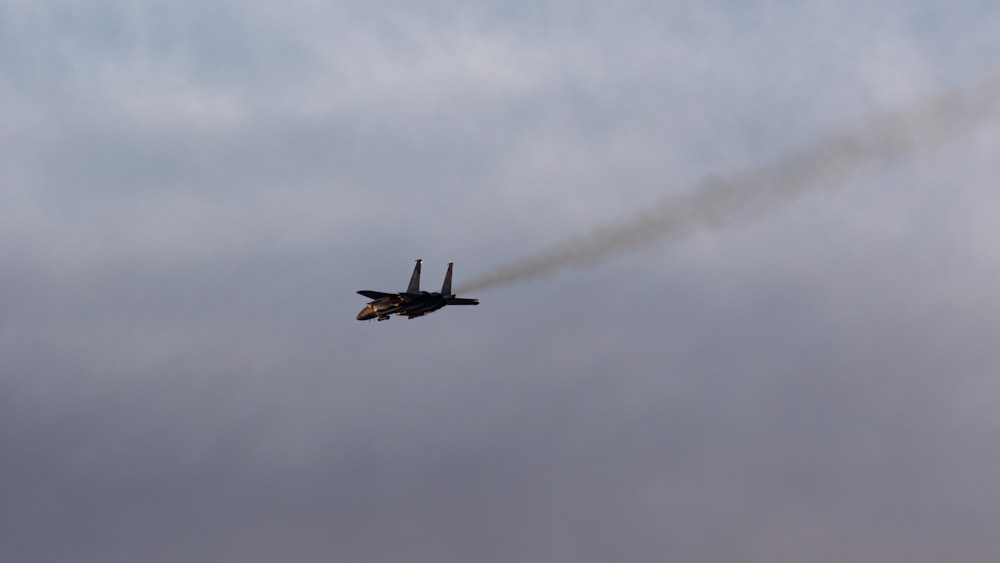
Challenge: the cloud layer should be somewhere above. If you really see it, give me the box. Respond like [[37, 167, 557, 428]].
[[3, 2, 1000, 562], [459, 75, 1000, 293]]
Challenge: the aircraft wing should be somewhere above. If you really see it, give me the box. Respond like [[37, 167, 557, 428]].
[[358, 290, 395, 299]]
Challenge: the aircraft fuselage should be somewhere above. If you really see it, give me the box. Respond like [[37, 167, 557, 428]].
[[356, 261, 478, 321], [356, 291, 448, 321]]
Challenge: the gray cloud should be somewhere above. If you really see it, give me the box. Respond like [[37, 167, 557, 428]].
[[3, 2, 1000, 563], [458, 76, 1000, 293]]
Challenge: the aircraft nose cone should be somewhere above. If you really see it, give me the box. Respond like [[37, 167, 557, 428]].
[[357, 307, 376, 320]]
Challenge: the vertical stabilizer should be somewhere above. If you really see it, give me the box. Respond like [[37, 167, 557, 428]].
[[441, 262, 454, 295], [407, 259, 422, 293]]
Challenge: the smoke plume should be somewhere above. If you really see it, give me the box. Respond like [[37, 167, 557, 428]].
[[458, 76, 1000, 294]]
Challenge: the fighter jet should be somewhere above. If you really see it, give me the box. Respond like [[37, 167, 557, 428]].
[[356, 260, 479, 321]]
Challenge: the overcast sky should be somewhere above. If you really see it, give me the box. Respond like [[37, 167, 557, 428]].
[[3, 2, 1000, 562]]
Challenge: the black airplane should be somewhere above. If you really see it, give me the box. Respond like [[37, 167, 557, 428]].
[[356, 260, 479, 321]]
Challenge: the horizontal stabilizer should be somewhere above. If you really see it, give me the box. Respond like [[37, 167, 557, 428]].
[[447, 298, 479, 306], [358, 290, 393, 299]]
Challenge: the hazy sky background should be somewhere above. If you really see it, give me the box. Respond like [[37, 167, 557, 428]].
[[3, 1, 1000, 562]]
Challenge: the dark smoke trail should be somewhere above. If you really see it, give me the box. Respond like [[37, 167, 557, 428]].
[[458, 76, 1000, 294]]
